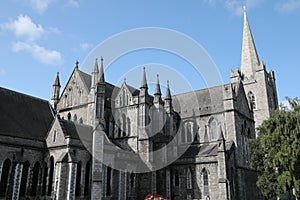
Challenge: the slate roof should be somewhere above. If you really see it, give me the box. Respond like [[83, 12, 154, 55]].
[[58, 118, 93, 140], [78, 70, 92, 92], [172, 84, 226, 118], [0, 87, 54, 140], [126, 84, 140, 96]]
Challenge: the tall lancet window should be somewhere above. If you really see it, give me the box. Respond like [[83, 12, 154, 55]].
[[122, 114, 126, 137], [209, 118, 218, 140], [202, 169, 209, 197], [127, 117, 131, 136], [0, 159, 11, 197], [106, 166, 112, 196], [248, 91, 256, 110], [187, 168, 192, 189]]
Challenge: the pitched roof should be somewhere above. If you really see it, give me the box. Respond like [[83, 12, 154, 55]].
[[78, 70, 92, 92], [172, 85, 225, 118], [58, 118, 93, 140], [0, 87, 54, 140]]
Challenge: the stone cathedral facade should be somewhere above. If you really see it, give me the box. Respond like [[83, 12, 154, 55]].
[[0, 10, 278, 200]]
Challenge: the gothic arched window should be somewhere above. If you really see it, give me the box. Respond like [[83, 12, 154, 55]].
[[20, 161, 30, 197], [127, 117, 131, 136], [47, 156, 54, 196], [84, 161, 91, 196], [181, 125, 185, 144], [106, 166, 112, 196], [42, 162, 48, 196], [186, 123, 192, 142], [209, 118, 218, 140], [248, 91, 256, 110], [31, 162, 40, 196], [75, 161, 82, 196], [0, 159, 11, 197], [204, 126, 209, 142], [122, 114, 126, 137], [187, 168, 192, 189], [202, 169, 209, 197]]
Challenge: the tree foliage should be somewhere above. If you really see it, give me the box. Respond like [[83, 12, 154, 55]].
[[249, 97, 300, 199]]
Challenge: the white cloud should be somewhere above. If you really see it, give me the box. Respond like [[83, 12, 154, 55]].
[[275, 0, 300, 13], [28, 0, 56, 14], [1, 15, 44, 42], [1, 15, 63, 66], [67, 0, 79, 8], [12, 42, 63, 66], [48, 27, 61, 34], [80, 42, 93, 51], [203, 0, 265, 16]]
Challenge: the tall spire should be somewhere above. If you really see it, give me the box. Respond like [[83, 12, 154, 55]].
[[51, 72, 61, 110], [99, 56, 105, 83], [53, 72, 61, 87], [154, 74, 161, 95], [93, 58, 99, 73], [241, 7, 260, 78], [140, 67, 148, 89], [165, 80, 171, 100]]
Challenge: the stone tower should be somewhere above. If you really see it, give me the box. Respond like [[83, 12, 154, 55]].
[[238, 8, 278, 129]]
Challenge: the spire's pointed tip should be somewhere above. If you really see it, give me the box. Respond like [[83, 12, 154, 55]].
[[154, 74, 161, 96], [99, 56, 105, 83], [165, 80, 171, 99], [93, 58, 99, 73], [54, 71, 61, 87], [243, 5, 246, 13], [140, 66, 148, 89], [75, 60, 79, 68]]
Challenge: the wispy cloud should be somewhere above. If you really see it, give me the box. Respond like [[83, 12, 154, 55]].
[[275, 0, 300, 13], [67, 0, 79, 8], [27, 0, 56, 14], [80, 42, 93, 51], [203, 0, 265, 16], [1, 15, 63, 66], [1, 15, 44, 42], [12, 42, 63, 66]]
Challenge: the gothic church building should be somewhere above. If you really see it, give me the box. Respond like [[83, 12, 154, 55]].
[[0, 10, 278, 200]]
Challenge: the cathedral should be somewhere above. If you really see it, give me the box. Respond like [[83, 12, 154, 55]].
[[0, 10, 278, 200]]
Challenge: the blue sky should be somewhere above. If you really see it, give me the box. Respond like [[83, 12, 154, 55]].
[[0, 0, 299, 104]]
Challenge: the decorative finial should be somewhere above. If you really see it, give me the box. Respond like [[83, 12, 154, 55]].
[[101, 56, 103, 61], [75, 60, 79, 69], [243, 5, 246, 13]]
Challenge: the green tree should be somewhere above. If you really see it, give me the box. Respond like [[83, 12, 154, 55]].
[[249, 97, 300, 199]]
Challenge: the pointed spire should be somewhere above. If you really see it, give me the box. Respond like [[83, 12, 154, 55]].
[[154, 74, 162, 95], [165, 80, 171, 100], [140, 67, 148, 89], [53, 72, 61, 87], [241, 7, 260, 78], [99, 56, 105, 82], [93, 58, 99, 73]]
